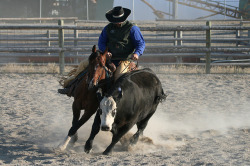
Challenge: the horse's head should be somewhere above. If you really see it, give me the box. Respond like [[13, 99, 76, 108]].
[[88, 45, 109, 89]]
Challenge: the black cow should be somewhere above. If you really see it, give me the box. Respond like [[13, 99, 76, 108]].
[[84, 68, 167, 155]]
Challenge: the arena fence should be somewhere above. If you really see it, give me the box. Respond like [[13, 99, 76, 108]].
[[0, 19, 250, 74]]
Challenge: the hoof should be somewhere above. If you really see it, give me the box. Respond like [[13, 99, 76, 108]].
[[69, 133, 78, 144], [57, 136, 72, 151], [84, 145, 92, 154], [84, 140, 93, 154], [102, 150, 111, 155], [57, 144, 67, 151], [84, 148, 92, 154]]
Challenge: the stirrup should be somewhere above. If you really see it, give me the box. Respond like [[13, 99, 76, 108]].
[[58, 88, 70, 95]]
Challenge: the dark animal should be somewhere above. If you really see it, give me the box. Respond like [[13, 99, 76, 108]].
[[58, 45, 111, 150], [84, 68, 167, 155]]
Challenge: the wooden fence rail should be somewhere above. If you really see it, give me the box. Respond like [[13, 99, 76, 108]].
[[1, 20, 250, 74], [1, 47, 250, 53], [0, 17, 78, 24], [1, 24, 250, 31]]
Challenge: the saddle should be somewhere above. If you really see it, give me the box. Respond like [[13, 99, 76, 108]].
[[60, 60, 137, 97], [67, 64, 115, 97]]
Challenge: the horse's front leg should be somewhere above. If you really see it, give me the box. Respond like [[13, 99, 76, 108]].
[[60, 103, 97, 151], [58, 101, 81, 150], [69, 102, 82, 144], [84, 109, 101, 153], [59, 110, 95, 151], [67, 108, 96, 137]]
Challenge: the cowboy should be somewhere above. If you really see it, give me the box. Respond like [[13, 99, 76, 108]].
[[58, 6, 145, 95], [98, 6, 145, 81]]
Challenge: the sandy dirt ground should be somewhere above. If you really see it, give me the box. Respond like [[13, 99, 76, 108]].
[[0, 72, 249, 165]]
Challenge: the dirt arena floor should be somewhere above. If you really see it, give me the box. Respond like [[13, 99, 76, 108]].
[[0, 71, 249, 165]]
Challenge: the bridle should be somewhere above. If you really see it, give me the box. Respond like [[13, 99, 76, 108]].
[[95, 66, 107, 85], [87, 63, 109, 89]]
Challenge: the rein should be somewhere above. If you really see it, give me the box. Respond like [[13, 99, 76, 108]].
[[89, 66, 111, 87], [96, 66, 106, 84], [96, 66, 113, 89]]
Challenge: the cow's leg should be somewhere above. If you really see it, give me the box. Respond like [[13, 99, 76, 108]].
[[130, 112, 155, 145], [84, 110, 101, 153], [58, 102, 81, 150], [103, 124, 133, 155]]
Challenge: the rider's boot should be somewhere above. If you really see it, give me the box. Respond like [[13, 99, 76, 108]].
[[58, 88, 70, 95]]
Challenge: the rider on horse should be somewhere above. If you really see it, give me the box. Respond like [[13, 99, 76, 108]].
[[58, 6, 145, 95]]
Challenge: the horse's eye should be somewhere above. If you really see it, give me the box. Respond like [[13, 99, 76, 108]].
[[111, 109, 116, 117]]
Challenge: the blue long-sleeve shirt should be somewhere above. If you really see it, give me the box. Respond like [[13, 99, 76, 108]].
[[98, 25, 145, 57]]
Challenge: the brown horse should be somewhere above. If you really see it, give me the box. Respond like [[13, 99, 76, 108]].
[[58, 45, 110, 150]]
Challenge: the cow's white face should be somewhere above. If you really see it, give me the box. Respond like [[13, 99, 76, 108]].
[[99, 96, 117, 131]]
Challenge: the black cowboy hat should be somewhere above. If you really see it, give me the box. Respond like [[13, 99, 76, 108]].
[[105, 6, 131, 23]]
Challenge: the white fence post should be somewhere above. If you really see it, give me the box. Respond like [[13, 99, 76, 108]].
[[175, 26, 183, 63]]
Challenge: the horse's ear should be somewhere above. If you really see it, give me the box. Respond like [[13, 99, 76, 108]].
[[92, 45, 97, 53]]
